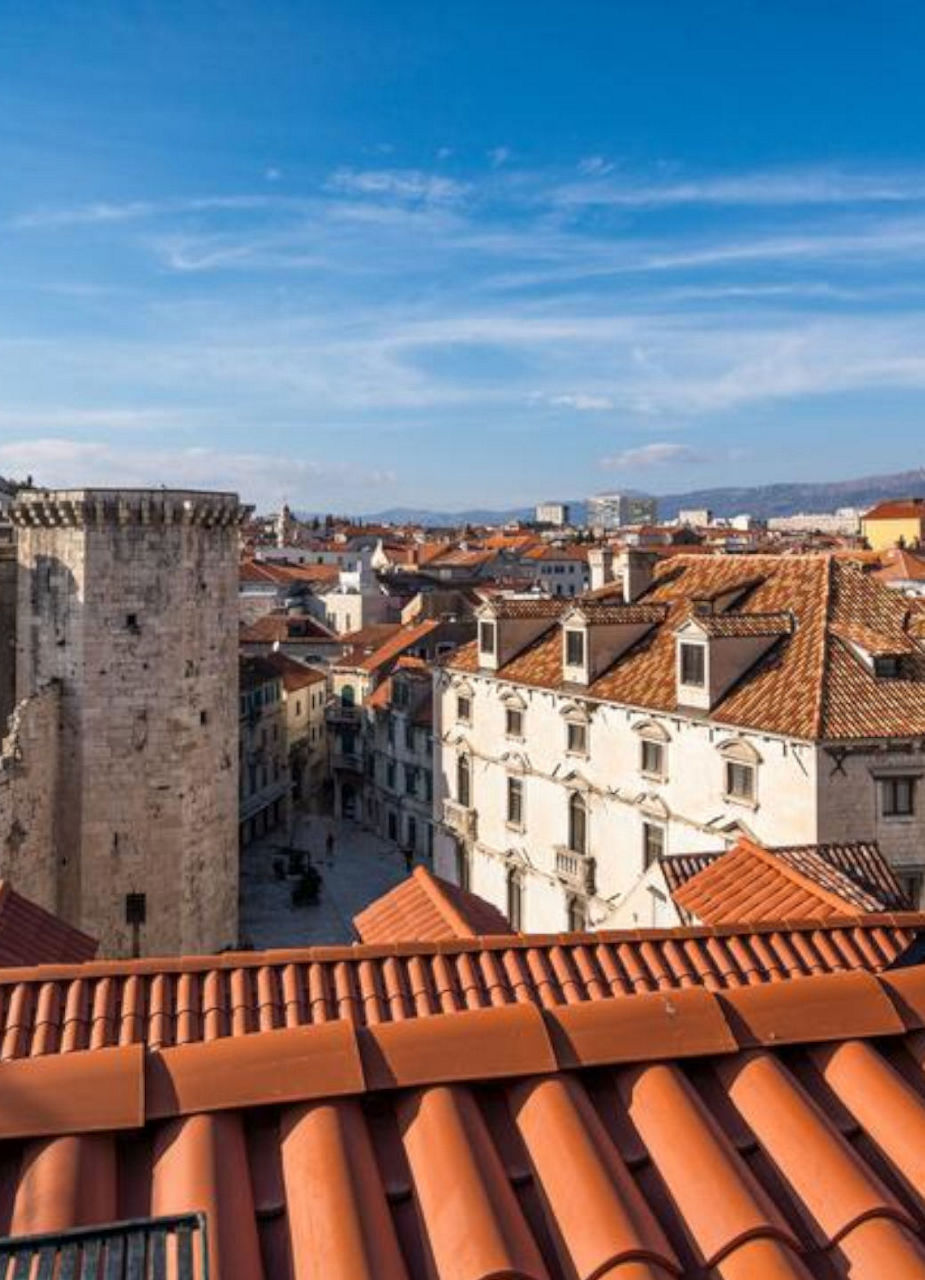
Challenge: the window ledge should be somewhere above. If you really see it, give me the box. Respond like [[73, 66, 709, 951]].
[[724, 793, 758, 810], [505, 820, 526, 834], [640, 770, 667, 783]]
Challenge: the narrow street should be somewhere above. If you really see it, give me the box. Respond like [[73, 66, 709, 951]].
[[239, 811, 414, 948]]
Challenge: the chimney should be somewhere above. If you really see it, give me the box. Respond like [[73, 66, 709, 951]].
[[618, 548, 656, 602], [587, 547, 613, 592]]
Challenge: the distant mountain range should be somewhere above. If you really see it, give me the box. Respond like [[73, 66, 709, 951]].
[[353, 466, 925, 527]]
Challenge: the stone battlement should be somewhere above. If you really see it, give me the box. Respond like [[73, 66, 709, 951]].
[[11, 489, 251, 530]]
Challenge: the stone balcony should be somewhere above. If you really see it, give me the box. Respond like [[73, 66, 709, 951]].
[[326, 701, 362, 726], [442, 798, 478, 842], [554, 847, 596, 895]]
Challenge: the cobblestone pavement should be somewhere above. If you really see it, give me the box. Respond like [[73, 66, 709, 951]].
[[239, 811, 417, 948]]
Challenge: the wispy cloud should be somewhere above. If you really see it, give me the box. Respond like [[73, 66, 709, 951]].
[[602, 442, 707, 468], [488, 147, 511, 169], [534, 392, 615, 411], [11, 195, 280, 230], [326, 168, 469, 203]]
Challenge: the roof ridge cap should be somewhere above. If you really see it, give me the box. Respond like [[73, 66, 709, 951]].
[[814, 554, 835, 738], [412, 865, 478, 938]]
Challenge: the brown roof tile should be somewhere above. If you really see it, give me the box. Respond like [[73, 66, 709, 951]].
[[450, 554, 925, 741], [0, 882, 97, 966]]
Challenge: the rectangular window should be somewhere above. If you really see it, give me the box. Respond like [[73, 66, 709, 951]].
[[725, 761, 755, 802], [566, 722, 587, 754], [507, 873, 523, 931], [882, 776, 916, 818], [680, 643, 706, 687], [456, 695, 471, 723], [505, 707, 523, 738], [405, 723, 415, 751], [507, 777, 524, 827], [479, 621, 496, 654], [643, 822, 665, 868], [386, 761, 396, 790], [641, 739, 664, 778], [565, 629, 585, 666]]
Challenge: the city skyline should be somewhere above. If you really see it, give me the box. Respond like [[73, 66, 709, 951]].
[[2, 1, 925, 509]]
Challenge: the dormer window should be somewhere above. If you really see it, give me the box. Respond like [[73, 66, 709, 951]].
[[479, 621, 496, 656], [874, 655, 902, 678], [565, 629, 585, 666], [680, 642, 706, 687]]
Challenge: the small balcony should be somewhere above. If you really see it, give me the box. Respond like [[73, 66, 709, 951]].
[[326, 701, 362, 725], [0, 1213, 208, 1280], [555, 847, 596, 895], [442, 798, 478, 842], [331, 748, 364, 773]]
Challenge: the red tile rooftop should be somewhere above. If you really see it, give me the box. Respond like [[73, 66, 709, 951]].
[[674, 837, 899, 925], [0, 882, 97, 967], [0, 915, 918, 1059], [353, 866, 514, 944], [4, 965, 925, 1277]]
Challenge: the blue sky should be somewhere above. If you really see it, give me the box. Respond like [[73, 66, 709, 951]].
[[2, 0, 925, 511]]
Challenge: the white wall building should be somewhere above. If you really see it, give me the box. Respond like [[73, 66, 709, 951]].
[[433, 553, 925, 932], [587, 493, 657, 530], [535, 502, 570, 527]]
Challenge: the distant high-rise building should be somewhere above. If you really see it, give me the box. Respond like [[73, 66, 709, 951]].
[[534, 501, 570, 527], [587, 492, 657, 529]]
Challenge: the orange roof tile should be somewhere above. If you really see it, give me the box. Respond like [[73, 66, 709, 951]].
[[863, 498, 925, 520], [260, 651, 327, 693], [674, 837, 887, 924], [3, 967, 925, 1277], [353, 866, 514, 943], [448, 553, 925, 740], [0, 915, 918, 1059], [239, 612, 336, 644]]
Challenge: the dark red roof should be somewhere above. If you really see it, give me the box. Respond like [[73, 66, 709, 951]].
[[0, 881, 97, 966], [353, 866, 514, 943]]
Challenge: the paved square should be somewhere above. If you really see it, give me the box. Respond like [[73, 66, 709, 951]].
[[240, 812, 417, 948]]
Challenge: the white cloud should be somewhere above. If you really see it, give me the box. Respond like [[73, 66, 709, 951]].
[[488, 147, 511, 169], [601, 442, 706, 468], [326, 168, 468, 203], [539, 392, 615, 411], [577, 156, 614, 176], [0, 438, 396, 509]]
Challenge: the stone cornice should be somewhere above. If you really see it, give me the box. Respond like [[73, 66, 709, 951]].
[[10, 489, 252, 530]]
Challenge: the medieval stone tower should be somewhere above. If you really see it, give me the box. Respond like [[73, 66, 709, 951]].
[[10, 489, 248, 957]]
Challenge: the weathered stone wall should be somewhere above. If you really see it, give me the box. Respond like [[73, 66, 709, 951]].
[[0, 684, 59, 910], [13, 490, 248, 958]]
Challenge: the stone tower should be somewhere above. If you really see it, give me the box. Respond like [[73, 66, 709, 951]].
[[11, 489, 248, 957]]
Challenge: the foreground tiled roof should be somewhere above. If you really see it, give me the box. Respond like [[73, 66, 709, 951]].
[[5, 966, 925, 1277], [674, 838, 891, 924], [353, 866, 514, 943], [662, 840, 910, 913], [0, 916, 918, 1058], [0, 882, 97, 966], [449, 554, 925, 740]]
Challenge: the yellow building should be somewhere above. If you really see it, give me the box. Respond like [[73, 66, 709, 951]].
[[861, 498, 925, 551]]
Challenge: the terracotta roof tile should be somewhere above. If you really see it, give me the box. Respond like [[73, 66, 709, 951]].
[[0, 916, 918, 1060], [354, 867, 514, 943], [674, 838, 887, 924], [449, 554, 925, 741], [4, 969, 925, 1277], [0, 882, 97, 966]]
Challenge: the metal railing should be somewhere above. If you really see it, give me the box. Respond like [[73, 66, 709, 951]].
[[0, 1212, 208, 1280]]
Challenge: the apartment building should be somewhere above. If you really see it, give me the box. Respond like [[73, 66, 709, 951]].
[[262, 652, 329, 812], [364, 658, 436, 859], [239, 656, 290, 845], [434, 551, 925, 931], [587, 492, 657, 529]]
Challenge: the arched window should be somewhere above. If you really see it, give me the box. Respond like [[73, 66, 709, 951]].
[[506, 868, 523, 931], [340, 684, 355, 707], [457, 754, 471, 808], [568, 791, 587, 855]]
